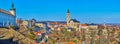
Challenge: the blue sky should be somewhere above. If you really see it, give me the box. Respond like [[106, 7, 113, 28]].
[[0, 0, 120, 23]]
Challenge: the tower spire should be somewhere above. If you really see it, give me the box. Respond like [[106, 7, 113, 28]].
[[12, 3, 14, 8], [10, 3, 15, 10], [67, 9, 70, 13], [9, 2, 16, 16]]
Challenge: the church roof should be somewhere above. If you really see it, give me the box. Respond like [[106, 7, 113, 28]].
[[70, 19, 80, 23], [0, 8, 14, 16], [10, 3, 15, 10]]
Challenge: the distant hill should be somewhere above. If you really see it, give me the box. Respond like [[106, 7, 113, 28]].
[[37, 21, 66, 24]]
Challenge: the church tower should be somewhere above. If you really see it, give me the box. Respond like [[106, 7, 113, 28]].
[[9, 3, 16, 16], [66, 9, 70, 26]]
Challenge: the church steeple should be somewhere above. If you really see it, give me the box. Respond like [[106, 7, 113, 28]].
[[10, 3, 16, 16], [66, 9, 71, 26], [10, 3, 15, 10], [67, 9, 70, 13]]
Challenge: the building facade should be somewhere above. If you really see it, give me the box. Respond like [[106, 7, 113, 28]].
[[66, 9, 80, 30], [0, 3, 16, 27]]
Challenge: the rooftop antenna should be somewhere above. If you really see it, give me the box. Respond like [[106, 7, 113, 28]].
[[103, 18, 106, 29]]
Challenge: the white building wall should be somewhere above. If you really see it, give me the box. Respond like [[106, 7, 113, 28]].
[[0, 12, 16, 27]]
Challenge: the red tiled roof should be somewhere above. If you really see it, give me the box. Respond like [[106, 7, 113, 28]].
[[67, 42, 73, 44], [51, 22, 56, 25], [81, 24, 87, 26], [95, 35, 99, 39], [0, 8, 14, 16], [36, 31, 41, 35]]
